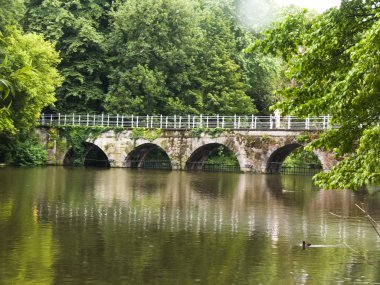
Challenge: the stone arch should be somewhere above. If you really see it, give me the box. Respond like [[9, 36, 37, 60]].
[[265, 143, 323, 174], [63, 142, 110, 167], [185, 143, 240, 171], [125, 143, 171, 169]]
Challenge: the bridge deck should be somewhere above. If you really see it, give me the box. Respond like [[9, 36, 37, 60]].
[[39, 114, 333, 131]]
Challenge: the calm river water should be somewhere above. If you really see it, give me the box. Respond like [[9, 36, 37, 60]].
[[0, 167, 380, 284]]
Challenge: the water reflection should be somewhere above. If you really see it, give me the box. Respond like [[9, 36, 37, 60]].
[[1, 167, 380, 284], [33, 169, 380, 247]]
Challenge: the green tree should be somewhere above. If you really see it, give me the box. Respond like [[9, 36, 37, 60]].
[[23, 0, 277, 115], [105, 0, 203, 114], [0, 28, 62, 134], [255, 1, 380, 189], [0, 0, 62, 166], [0, 0, 25, 133], [194, 0, 279, 114], [105, 0, 266, 115], [0, 0, 25, 31], [238, 34, 278, 114], [24, 0, 111, 112], [254, 7, 316, 62], [193, 0, 257, 114]]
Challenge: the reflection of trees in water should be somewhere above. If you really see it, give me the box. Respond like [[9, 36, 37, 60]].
[[264, 174, 319, 193], [187, 172, 240, 197], [4, 168, 380, 284], [34, 171, 375, 246], [11, 167, 380, 284]]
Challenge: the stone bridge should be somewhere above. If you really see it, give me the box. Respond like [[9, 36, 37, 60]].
[[37, 127, 337, 173]]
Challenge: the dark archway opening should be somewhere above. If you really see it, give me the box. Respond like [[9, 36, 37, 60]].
[[185, 143, 240, 172], [63, 142, 110, 167], [125, 144, 171, 170], [266, 143, 322, 174]]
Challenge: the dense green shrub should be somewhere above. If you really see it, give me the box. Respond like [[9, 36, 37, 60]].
[[206, 146, 239, 165], [0, 135, 48, 166], [283, 148, 321, 168], [131, 128, 162, 141]]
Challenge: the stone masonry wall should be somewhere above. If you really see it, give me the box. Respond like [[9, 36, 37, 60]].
[[36, 128, 338, 172]]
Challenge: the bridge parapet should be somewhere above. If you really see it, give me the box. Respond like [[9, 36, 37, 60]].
[[39, 114, 333, 131]]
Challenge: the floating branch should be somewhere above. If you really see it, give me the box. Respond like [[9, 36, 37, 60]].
[[355, 203, 380, 238]]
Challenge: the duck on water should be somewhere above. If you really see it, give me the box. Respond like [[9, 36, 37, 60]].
[[302, 241, 311, 250], [301, 241, 344, 249]]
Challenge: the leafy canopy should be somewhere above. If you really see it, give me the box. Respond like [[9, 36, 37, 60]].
[[24, 0, 111, 112], [105, 0, 262, 115], [0, 27, 62, 134], [24, 0, 277, 115], [255, 0, 380, 190]]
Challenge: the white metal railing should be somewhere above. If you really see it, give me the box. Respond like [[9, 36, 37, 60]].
[[38, 113, 333, 130]]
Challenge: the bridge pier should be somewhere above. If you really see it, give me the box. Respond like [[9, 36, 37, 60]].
[[313, 149, 339, 171]]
